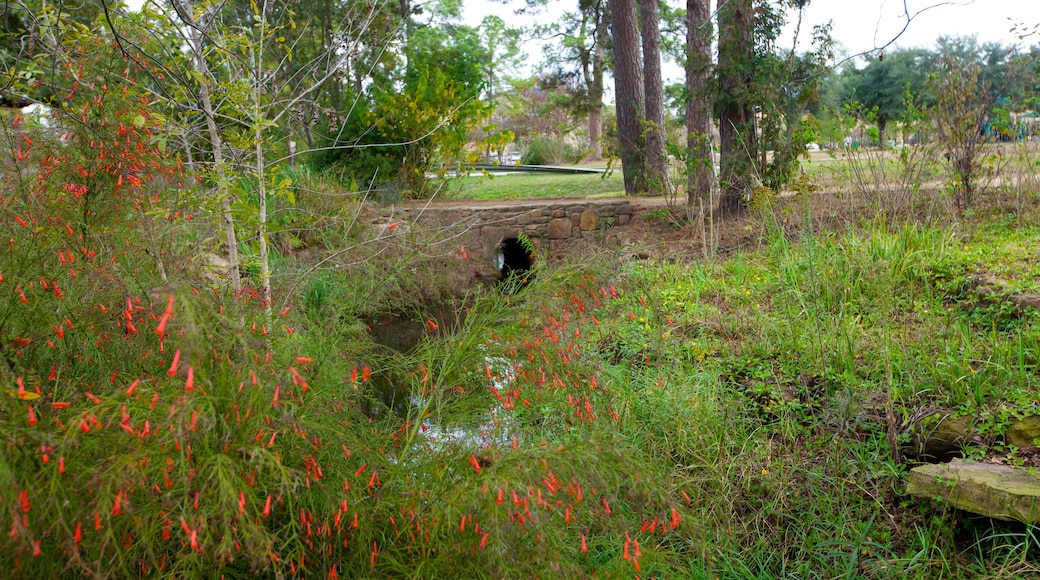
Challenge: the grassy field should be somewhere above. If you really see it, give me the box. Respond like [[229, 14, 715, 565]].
[[442, 167, 627, 200], [442, 148, 933, 201], [445, 149, 934, 201], [440, 142, 1038, 203], [557, 215, 1040, 577]]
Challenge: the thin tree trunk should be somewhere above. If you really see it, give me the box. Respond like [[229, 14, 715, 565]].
[[640, 0, 668, 195], [609, 0, 646, 194], [180, 0, 243, 291], [686, 0, 713, 204], [253, 15, 272, 313], [587, 7, 608, 161], [717, 0, 756, 216], [255, 129, 271, 307], [180, 132, 195, 172], [587, 40, 605, 161], [588, 103, 603, 160], [399, 0, 414, 40]]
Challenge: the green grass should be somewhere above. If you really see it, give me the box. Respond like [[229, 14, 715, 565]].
[[580, 216, 1040, 576], [442, 169, 626, 201]]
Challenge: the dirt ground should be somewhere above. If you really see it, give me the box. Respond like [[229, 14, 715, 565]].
[[559, 196, 768, 264]]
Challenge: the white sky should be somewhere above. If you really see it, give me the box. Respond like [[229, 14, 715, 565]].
[[792, 0, 1040, 55], [463, 0, 1040, 82]]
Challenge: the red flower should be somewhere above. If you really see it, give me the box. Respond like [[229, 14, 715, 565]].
[[167, 350, 181, 376]]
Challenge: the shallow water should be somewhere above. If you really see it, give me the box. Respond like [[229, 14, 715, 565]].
[[367, 310, 516, 451]]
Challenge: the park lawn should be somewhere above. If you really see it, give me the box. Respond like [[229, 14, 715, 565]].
[[444, 168, 627, 201]]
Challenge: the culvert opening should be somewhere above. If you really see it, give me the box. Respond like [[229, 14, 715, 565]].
[[495, 237, 535, 286]]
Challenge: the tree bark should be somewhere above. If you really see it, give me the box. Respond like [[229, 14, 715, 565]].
[[399, 0, 414, 40], [178, 0, 243, 292], [717, 0, 756, 215], [589, 100, 603, 160], [609, 0, 646, 194], [640, 0, 668, 195], [686, 0, 713, 206], [587, 7, 608, 161], [253, 8, 273, 313]]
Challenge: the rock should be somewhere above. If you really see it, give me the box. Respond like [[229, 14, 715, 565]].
[[579, 209, 599, 231], [440, 211, 462, 225], [1008, 416, 1040, 450], [546, 218, 572, 239], [479, 225, 508, 240], [972, 274, 1004, 296], [970, 274, 1040, 312], [1011, 294, 1040, 311], [199, 253, 232, 284], [376, 220, 409, 235], [906, 459, 1040, 523], [621, 249, 651, 261], [617, 214, 631, 226], [906, 414, 979, 460]]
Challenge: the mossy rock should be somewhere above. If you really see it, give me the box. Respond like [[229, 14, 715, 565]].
[[1007, 416, 1040, 450], [906, 414, 980, 460], [906, 459, 1040, 523]]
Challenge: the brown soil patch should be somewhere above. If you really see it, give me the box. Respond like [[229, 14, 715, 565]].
[[554, 196, 767, 263]]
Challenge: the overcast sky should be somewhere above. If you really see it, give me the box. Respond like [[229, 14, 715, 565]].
[[463, 0, 1040, 82], [790, 0, 1039, 54]]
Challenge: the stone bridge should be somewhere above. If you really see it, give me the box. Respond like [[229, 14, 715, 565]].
[[389, 197, 635, 259]]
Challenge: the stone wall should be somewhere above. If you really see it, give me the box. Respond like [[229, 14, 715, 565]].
[[389, 198, 633, 258]]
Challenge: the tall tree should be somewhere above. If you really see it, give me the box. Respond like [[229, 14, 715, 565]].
[[365, 23, 490, 193], [639, 0, 668, 195], [496, 76, 583, 145], [306, 1, 491, 195], [716, 0, 756, 214], [536, 0, 610, 160], [686, 0, 713, 207], [476, 15, 523, 162], [478, 15, 524, 106], [585, 1, 610, 160], [609, 0, 645, 194], [849, 48, 933, 146]]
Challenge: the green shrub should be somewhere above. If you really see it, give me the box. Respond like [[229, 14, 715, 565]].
[[522, 138, 580, 165]]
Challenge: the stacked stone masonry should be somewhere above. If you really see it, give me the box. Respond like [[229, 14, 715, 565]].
[[390, 199, 633, 258]]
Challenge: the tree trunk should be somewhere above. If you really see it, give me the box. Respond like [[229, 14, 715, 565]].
[[717, 0, 756, 215], [609, 0, 646, 194], [640, 0, 668, 195], [588, 24, 607, 161], [253, 11, 273, 314], [399, 0, 414, 40], [179, 0, 243, 292], [581, 2, 609, 162], [588, 103, 603, 161], [686, 0, 713, 205]]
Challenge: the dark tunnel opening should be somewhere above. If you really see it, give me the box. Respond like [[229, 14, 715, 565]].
[[496, 237, 535, 287]]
